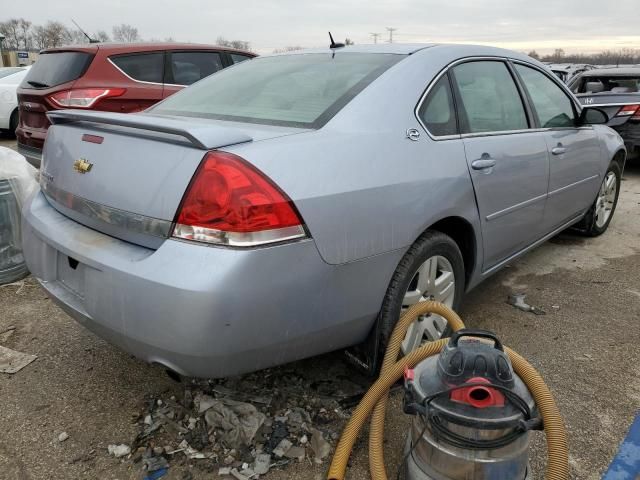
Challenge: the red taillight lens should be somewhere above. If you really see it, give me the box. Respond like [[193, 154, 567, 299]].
[[616, 104, 640, 117], [172, 151, 306, 247], [47, 88, 126, 109]]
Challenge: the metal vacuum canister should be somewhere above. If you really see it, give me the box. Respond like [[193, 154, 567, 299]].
[[401, 329, 539, 480]]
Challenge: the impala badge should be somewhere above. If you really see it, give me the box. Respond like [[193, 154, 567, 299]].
[[73, 158, 93, 174]]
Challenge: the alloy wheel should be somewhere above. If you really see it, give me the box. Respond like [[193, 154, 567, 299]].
[[595, 172, 617, 229]]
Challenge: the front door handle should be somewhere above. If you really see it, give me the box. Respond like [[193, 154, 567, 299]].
[[471, 158, 497, 170], [551, 145, 567, 156]]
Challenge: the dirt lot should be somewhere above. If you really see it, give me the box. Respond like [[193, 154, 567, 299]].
[[1, 133, 639, 480]]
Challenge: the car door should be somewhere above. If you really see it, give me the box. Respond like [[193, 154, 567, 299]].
[[450, 60, 550, 271], [513, 63, 602, 230], [163, 50, 226, 99]]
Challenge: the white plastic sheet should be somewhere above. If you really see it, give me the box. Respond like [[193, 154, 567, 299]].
[[0, 147, 38, 208]]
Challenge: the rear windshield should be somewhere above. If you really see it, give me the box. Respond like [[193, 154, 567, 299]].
[[21, 51, 93, 89], [573, 75, 640, 94], [151, 53, 403, 128]]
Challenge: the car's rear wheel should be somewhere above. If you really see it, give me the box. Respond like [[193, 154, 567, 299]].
[[374, 231, 465, 368], [9, 109, 19, 137], [578, 162, 621, 237]]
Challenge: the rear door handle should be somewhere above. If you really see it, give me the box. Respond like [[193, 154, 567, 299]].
[[471, 158, 497, 170], [551, 146, 567, 156]]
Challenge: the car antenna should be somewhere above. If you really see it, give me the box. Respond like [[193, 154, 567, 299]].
[[329, 32, 345, 49], [71, 18, 100, 44]]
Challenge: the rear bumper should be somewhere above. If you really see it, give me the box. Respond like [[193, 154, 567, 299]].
[[17, 143, 43, 169], [22, 191, 399, 377]]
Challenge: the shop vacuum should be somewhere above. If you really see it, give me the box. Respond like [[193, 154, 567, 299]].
[[401, 329, 540, 480], [328, 301, 568, 480]]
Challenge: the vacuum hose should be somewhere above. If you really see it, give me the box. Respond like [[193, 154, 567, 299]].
[[327, 301, 568, 480]]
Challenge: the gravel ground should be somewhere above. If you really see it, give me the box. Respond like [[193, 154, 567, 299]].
[[1, 134, 639, 480]]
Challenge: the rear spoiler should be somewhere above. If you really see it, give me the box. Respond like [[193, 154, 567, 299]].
[[47, 110, 253, 150]]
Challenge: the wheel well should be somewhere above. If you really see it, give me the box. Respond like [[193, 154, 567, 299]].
[[612, 149, 626, 172], [428, 217, 476, 287]]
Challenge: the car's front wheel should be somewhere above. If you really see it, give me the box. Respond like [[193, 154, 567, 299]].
[[375, 231, 465, 366], [578, 162, 621, 236]]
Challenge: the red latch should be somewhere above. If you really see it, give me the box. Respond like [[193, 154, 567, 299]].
[[404, 367, 415, 382], [450, 377, 505, 408]]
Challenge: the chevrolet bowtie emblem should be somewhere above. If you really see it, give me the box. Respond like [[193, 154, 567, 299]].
[[73, 158, 93, 174]]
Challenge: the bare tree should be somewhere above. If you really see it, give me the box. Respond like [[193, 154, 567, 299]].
[[527, 50, 540, 60], [44, 21, 70, 48], [0, 19, 21, 50], [345, 38, 354, 45], [66, 29, 88, 45], [18, 19, 32, 50], [93, 30, 111, 42], [273, 45, 303, 54], [216, 36, 251, 52], [112, 24, 140, 43], [32, 25, 49, 50]]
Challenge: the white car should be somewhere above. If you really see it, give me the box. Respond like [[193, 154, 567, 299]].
[[0, 67, 30, 135]]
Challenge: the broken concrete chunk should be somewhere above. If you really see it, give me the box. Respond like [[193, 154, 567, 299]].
[[218, 467, 232, 476], [0, 345, 37, 374], [58, 432, 69, 442], [273, 438, 293, 458], [108, 444, 131, 458], [230, 468, 250, 480], [284, 445, 305, 461], [507, 293, 546, 315], [310, 428, 331, 463], [253, 453, 271, 475]]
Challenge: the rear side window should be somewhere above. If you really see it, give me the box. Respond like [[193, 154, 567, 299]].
[[231, 54, 251, 64], [515, 65, 576, 128], [418, 74, 458, 137], [452, 61, 528, 134], [21, 52, 93, 89], [111, 53, 164, 83], [152, 53, 402, 129], [170, 51, 223, 86]]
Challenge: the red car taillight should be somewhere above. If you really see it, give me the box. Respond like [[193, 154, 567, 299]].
[[172, 151, 307, 247], [616, 104, 640, 118], [48, 88, 126, 109]]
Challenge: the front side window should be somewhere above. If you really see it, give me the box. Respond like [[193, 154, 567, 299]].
[[152, 53, 402, 128], [170, 51, 224, 86], [418, 74, 457, 136], [452, 61, 528, 134], [111, 53, 164, 83], [515, 64, 576, 128]]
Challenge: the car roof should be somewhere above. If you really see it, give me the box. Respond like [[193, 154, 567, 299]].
[[270, 43, 438, 56], [581, 67, 640, 76], [41, 42, 255, 56]]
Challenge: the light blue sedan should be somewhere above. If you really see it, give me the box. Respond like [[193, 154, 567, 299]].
[[22, 43, 625, 378]]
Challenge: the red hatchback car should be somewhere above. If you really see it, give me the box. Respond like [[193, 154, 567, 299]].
[[17, 43, 255, 167]]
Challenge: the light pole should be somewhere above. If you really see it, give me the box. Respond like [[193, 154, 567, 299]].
[[0, 34, 5, 67]]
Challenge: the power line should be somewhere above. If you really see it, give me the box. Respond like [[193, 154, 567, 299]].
[[386, 27, 397, 43], [370, 32, 381, 44]]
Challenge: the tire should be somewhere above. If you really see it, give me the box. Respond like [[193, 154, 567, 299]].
[[576, 162, 621, 237], [9, 109, 19, 137], [354, 231, 466, 375]]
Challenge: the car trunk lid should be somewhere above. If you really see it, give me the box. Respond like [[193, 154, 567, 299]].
[[41, 110, 306, 249], [576, 92, 640, 126]]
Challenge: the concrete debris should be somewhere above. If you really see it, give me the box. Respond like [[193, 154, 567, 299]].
[[253, 453, 271, 475], [0, 345, 37, 373], [310, 428, 331, 463], [272, 438, 293, 458], [108, 444, 131, 458], [57, 432, 69, 442], [507, 293, 546, 315], [128, 357, 370, 476]]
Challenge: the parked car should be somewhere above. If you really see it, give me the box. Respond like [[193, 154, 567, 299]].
[[22, 44, 625, 378], [16, 43, 255, 167], [569, 67, 640, 159], [0, 67, 29, 135], [546, 63, 594, 83]]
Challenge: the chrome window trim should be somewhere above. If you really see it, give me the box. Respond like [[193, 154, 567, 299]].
[[415, 55, 589, 140], [580, 102, 640, 108]]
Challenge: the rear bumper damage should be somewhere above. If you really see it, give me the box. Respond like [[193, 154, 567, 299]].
[[22, 191, 398, 377]]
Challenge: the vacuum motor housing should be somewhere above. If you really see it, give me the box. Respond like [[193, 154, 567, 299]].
[[402, 329, 537, 480]]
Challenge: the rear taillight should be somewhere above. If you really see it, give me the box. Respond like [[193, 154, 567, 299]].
[[616, 104, 640, 118], [172, 151, 307, 247], [47, 88, 126, 109]]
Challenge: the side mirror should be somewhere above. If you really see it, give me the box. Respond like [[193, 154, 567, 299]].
[[579, 107, 609, 125]]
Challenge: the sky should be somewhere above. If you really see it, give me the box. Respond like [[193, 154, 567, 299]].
[[3, 0, 640, 55]]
